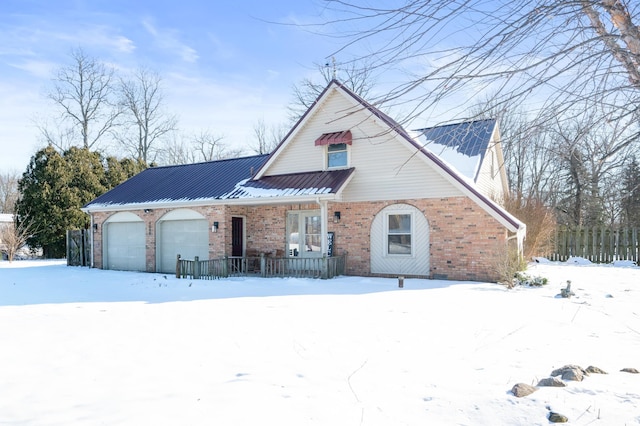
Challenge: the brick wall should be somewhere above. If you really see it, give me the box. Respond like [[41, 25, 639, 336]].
[[326, 197, 508, 282], [90, 197, 509, 281]]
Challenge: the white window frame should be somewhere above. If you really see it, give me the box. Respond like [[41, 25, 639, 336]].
[[385, 211, 414, 257], [326, 143, 349, 169]]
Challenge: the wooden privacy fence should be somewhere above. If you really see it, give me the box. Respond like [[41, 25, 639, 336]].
[[176, 253, 347, 280], [550, 227, 639, 263], [66, 229, 90, 266]]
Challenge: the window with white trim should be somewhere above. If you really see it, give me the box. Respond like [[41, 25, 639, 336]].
[[327, 143, 348, 168], [387, 213, 412, 255]]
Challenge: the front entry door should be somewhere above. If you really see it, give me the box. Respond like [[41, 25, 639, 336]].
[[231, 217, 244, 257]]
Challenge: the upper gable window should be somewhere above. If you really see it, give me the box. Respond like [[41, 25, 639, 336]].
[[328, 143, 348, 168], [315, 130, 352, 169]]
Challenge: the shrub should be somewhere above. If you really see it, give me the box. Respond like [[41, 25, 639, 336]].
[[492, 244, 528, 287], [512, 271, 548, 287]]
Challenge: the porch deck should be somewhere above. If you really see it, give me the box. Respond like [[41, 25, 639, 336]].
[[176, 254, 347, 280]]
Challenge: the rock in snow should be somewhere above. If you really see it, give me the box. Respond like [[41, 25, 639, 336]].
[[511, 383, 537, 397]]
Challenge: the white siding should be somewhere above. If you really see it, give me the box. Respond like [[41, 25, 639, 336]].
[[475, 141, 506, 202], [265, 88, 464, 201]]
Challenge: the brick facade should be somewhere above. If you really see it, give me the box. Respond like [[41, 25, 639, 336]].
[[91, 197, 507, 282]]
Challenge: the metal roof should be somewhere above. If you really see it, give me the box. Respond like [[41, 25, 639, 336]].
[[224, 168, 355, 199], [84, 155, 355, 209], [314, 130, 352, 146], [414, 119, 496, 157], [85, 155, 270, 208]]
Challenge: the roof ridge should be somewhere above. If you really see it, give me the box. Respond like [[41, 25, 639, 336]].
[[414, 118, 496, 132], [146, 153, 270, 170]]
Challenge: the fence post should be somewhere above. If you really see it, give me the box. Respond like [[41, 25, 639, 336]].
[[194, 256, 200, 279], [260, 253, 266, 278], [321, 255, 328, 279], [175, 254, 181, 278], [223, 255, 228, 278]]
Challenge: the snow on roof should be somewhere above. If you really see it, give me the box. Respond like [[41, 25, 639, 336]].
[[0, 213, 14, 223], [413, 119, 496, 182]]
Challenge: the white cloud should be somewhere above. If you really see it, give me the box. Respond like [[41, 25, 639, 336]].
[[9, 59, 57, 79], [142, 18, 199, 63]]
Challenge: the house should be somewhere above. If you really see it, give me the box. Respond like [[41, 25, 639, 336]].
[[82, 80, 525, 281]]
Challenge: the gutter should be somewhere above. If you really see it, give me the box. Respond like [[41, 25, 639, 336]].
[[82, 193, 339, 214]]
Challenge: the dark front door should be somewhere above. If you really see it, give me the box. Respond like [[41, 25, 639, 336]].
[[231, 217, 244, 257]]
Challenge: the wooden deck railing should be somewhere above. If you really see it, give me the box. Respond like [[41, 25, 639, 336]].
[[176, 253, 347, 280]]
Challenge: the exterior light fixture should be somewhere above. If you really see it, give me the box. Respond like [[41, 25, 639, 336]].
[[93, 223, 98, 232], [333, 211, 341, 223], [213, 221, 219, 232]]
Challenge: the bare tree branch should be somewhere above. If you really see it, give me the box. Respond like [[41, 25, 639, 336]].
[[116, 68, 179, 164], [45, 48, 121, 150]]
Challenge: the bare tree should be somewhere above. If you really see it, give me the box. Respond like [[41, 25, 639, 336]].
[[0, 217, 35, 262], [160, 131, 244, 165], [287, 59, 376, 122], [44, 48, 121, 150], [250, 118, 287, 154], [550, 106, 636, 226], [0, 171, 19, 213], [116, 68, 179, 164], [319, 1, 640, 135]]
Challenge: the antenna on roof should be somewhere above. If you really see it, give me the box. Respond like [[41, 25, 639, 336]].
[[332, 56, 337, 79]]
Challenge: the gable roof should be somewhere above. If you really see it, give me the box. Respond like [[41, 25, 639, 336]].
[[83, 155, 355, 210], [413, 119, 497, 182], [263, 79, 523, 234]]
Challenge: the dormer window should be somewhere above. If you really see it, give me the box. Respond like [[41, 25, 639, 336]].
[[315, 130, 352, 169], [328, 143, 348, 168]]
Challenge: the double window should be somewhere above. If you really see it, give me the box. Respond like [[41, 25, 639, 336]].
[[387, 213, 412, 255]]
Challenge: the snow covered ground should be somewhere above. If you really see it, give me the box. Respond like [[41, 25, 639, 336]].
[[1, 258, 639, 425]]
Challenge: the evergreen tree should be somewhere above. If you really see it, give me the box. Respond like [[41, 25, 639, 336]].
[[17, 146, 75, 258], [16, 147, 145, 258]]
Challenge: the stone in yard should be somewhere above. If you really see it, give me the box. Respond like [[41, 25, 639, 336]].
[[549, 412, 569, 423], [550, 365, 587, 381], [585, 366, 607, 374], [620, 367, 639, 374], [511, 383, 537, 397], [537, 377, 566, 387]]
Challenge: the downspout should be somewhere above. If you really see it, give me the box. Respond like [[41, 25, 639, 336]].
[[89, 213, 94, 268], [506, 226, 526, 258]]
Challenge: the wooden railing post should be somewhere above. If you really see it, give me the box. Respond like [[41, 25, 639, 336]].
[[223, 255, 228, 278], [176, 254, 181, 278], [260, 253, 266, 278], [321, 255, 328, 279], [194, 256, 200, 279]]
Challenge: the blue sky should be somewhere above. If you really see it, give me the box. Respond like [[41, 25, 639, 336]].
[[0, 0, 343, 172]]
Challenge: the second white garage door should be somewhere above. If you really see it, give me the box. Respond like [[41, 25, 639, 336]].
[[158, 209, 209, 273]]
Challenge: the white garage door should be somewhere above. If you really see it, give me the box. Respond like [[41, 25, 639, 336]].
[[105, 220, 146, 272], [159, 218, 209, 273]]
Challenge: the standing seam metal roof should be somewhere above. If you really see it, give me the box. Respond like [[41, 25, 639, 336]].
[[85, 155, 270, 207], [414, 119, 496, 157], [84, 155, 355, 208]]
